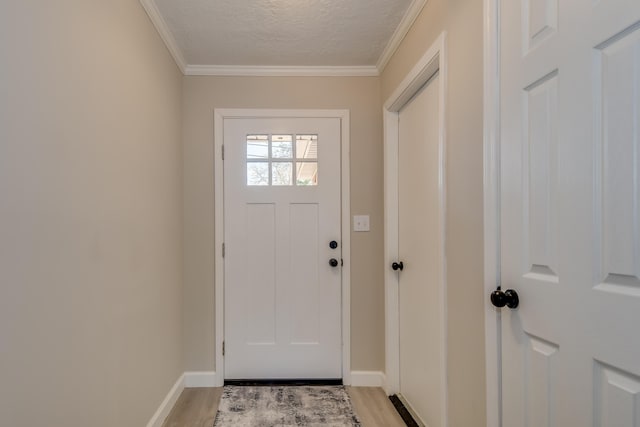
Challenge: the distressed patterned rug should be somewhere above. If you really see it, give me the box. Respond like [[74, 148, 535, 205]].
[[213, 385, 362, 426]]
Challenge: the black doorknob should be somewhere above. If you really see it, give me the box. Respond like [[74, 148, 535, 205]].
[[329, 240, 338, 249], [392, 261, 404, 271], [329, 258, 339, 267], [490, 288, 519, 309]]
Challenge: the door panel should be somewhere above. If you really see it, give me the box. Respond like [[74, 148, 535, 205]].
[[500, 1, 640, 425], [289, 203, 320, 344], [596, 23, 640, 295], [398, 73, 443, 426], [223, 117, 342, 380], [244, 203, 277, 345]]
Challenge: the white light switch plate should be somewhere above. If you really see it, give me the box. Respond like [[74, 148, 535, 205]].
[[353, 215, 370, 232]]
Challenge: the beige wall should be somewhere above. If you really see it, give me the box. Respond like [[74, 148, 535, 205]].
[[381, 0, 487, 426], [182, 76, 385, 372], [0, 2, 184, 426]]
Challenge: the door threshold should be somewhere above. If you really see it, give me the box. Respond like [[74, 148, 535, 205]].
[[224, 379, 343, 386]]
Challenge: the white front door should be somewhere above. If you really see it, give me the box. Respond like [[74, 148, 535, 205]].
[[397, 73, 445, 426], [223, 116, 342, 380], [499, 1, 640, 425]]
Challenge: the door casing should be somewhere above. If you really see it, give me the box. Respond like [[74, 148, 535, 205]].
[[213, 109, 351, 386], [483, 1, 501, 426], [383, 32, 448, 426]]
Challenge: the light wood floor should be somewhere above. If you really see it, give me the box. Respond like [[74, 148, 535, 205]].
[[161, 386, 406, 427]]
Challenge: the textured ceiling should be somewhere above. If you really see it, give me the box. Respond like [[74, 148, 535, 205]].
[[152, 0, 413, 67]]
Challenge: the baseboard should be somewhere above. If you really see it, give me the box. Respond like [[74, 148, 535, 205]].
[[146, 374, 185, 427], [350, 371, 386, 388], [184, 371, 218, 387]]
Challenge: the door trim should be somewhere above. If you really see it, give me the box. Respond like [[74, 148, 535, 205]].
[[213, 109, 351, 386], [383, 32, 448, 426], [483, 1, 501, 426]]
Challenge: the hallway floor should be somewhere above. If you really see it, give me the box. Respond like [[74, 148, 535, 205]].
[[161, 386, 406, 426]]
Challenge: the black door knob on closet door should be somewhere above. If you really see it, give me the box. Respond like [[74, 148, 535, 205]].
[[329, 258, 339, 267], [391, 261, 404, 271], [490, 288, 519, 309], [329, 240, 338, 249]]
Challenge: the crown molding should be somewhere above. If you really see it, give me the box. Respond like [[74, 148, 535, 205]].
[[139, 0, 187, 73], [376, 0, 428, 74], [185, 65, 379, 77]]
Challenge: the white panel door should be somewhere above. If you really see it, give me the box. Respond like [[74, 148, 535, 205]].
[[500, 1, 640, 425], [223, 117, 342, 380], [398, 74, 444, 426]]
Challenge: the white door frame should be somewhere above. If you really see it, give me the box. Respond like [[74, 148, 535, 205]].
[[483, 0, 501, 426], [383, 33, 448, 424], [213, 109, 351, 386]]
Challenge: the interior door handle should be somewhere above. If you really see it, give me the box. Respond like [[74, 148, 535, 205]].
[[490, 288, 519, 309], [329, 258, 339, 267], [392, 261, 404, 271]]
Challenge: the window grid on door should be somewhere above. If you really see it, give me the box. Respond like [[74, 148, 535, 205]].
[[246, 134, 318, 186]]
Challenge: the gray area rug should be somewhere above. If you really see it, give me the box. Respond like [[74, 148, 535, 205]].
[[213, 385, 362, 426]]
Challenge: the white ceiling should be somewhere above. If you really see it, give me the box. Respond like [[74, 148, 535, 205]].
[[141, 0, 425, 75]]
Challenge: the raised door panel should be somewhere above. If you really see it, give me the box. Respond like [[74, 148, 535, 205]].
[[595, 23, 640, 296], [525, 335, 559, 427], [523, 0, 558, 53], [523, 71, 559, 282], [595, 362, 640, 427]]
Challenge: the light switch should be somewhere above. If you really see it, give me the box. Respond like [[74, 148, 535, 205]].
[[353, 215, 370, 232]]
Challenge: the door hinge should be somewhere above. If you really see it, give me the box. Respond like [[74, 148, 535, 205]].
[[222, 341, 225, 357], [222, 243, 225, 257], [222, 145, 225, 160]]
